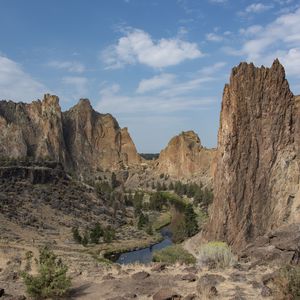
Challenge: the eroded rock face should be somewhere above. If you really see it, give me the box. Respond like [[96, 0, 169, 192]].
[[0, 94, 66, 163], [157, 131, 216, 182], [0, 95, 141, 175], [206, 59, 300, 250]]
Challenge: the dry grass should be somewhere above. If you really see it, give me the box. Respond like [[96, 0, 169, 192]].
[[196, 241, 235, 269]]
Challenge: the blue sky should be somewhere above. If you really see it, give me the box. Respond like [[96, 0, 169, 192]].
[[0, 0, 300, 152]]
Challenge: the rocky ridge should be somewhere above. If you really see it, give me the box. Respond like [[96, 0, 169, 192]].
[[205, 59, 300, 252], [0, 95, 141, 177]]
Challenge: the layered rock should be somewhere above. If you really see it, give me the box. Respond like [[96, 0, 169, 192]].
[[157, 131, 216, 182], [0, 95, 141, 175], [206, 59, 300, 250]]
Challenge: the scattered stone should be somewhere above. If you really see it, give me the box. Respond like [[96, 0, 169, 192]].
[[151, 263, 167, 272], [197, 274, 221, 297], [183, 266, 198, 273], [181, 273, 198, 282], [183, 294, 197, 300], [102, 273, 115, 280], [131, 271, 150, 280], [261, 285, 272, 297], [229, 272, 247, 282], [261, 272, 277, 285], [124, 293, 137, 298], [153, 288, 182, 300]]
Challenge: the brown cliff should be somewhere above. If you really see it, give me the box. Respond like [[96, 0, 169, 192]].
[[157, 131, 216, 182], [0, 95, 141, 175], [0, 94, 67, 163], [206, 59, 300, 250]]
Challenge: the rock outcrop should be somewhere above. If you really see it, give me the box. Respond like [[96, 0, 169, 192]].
[[0, 95, 141, 176], [0, 94, 67, 163], [157, 131, 216, 182], [206, 59, 300, 250]]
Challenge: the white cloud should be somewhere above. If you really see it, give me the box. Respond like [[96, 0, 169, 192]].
[[206, 32, 223, 42], [47, 60, 86, 73], [62, 76, 88, 97], [228, 7, 300, 77], [101, 28, 203, 69], [198, 62, 227, 75], [136, 73, 176, 94], [245, 3, 273, 13], [209, 0, 227, 3], [239, 25, 263, 36], [0, 55, 47, 102]]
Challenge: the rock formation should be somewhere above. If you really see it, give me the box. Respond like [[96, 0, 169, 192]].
[[157, 131, 216, 182], [0, 94, 66, 163], [206, 59, 300, 250], [0, 95, 141, 176]]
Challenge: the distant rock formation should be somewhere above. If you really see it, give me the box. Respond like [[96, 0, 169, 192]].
[[205, 59, 300, 250], [0, 94, 141, 176], [156, 131, 216, 182]]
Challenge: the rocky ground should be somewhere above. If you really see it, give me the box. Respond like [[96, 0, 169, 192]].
[[0, 247, 277, 300]]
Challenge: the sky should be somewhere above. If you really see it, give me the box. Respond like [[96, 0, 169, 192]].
[[0, 0, 300, 152]]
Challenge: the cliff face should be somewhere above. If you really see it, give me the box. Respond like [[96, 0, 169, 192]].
[[0, 95, 141, 175], [157, 131, 216, 182], [0, 94, 67, 163], [206, 59, 300, 250]]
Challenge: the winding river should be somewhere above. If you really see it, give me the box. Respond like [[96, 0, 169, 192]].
[[114, 227, 173, 264]]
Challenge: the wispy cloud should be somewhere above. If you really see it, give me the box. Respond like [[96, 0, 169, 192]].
[[136, 73, 176, 94], [0, 55, 47, 102], [208, 0, 227, 3], [47, 60, 86, 73], [229, 7, 300, 77], [206, 32, 223, 42], [62, 76, 88, 98], [238, 3, 273, 16], [101, 28, 203, 69]]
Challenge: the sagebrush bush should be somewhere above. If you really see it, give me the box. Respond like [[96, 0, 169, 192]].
[[197, 241, 235, 269], [153, 245, 196, 265], [273, 265, 300, 299], [21, 246, 71, 299]]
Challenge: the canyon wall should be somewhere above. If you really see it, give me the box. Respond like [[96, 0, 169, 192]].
[[206, 59, 300, 250], [0, 94, 141, 175]]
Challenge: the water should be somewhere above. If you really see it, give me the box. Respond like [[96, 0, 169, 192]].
[[115, 227, 173, 264]]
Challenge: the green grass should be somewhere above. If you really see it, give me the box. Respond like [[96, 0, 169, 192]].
[[152, 211, 172, 230], [153, 244, 196, 265]]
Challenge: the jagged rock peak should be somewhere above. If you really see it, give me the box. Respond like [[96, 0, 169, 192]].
[[205, 59, 299, 251], [157, 130, 215, 181]]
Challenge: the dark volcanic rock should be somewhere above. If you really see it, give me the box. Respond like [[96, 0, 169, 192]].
[[205, 59, 300, 251]]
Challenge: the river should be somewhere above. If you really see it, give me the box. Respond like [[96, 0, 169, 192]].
[[113, 227, 173, 264]]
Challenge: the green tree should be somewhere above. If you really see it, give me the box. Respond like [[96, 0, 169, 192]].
[[90, 223, 103, 244], [21, 247, 71, 299], [184, 204, 199, 237], [72, 227, 82, 244], [138, 212, 149, 229], [103, 226, 116, 243]]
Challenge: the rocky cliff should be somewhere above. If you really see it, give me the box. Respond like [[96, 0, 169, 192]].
[[157, 131, 216, 182], [0, 95, 141, 175], [206, 59, 300, 250]]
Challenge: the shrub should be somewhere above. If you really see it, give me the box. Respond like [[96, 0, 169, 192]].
[[273, 265, 300, 299], [103, 226, 116, 243], [72, 227, 82, 244], [21, 247, 71, 299], [153, 245, 196, 265], [197, 241, 235, 269], [90, 223, 103, 244]]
